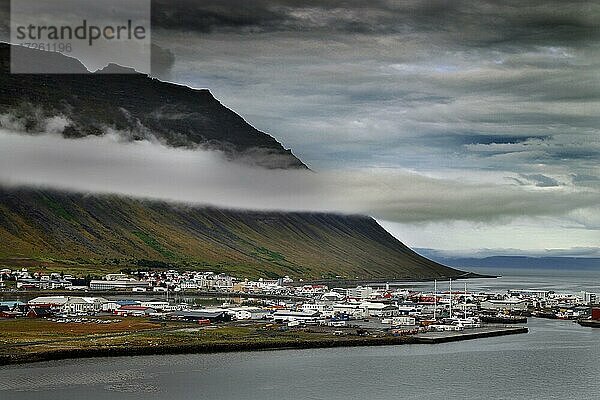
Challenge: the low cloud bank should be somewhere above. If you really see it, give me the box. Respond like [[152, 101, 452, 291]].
[[0, 129, 597, 224]]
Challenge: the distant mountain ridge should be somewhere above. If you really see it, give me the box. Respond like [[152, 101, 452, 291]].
[[0, 43, 466, 280], [417, 252, 600, 270]]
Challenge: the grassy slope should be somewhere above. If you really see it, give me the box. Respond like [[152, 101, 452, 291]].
[[0, 188, 464, 280]]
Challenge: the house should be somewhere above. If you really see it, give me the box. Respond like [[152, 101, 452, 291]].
[[16, 278, 72, 290], [0, 301, 25, 311], [27, 307, 53, 318], [212, 276, 235, 291], [178, 281, 199, 290], [297, 285, 328, 296]]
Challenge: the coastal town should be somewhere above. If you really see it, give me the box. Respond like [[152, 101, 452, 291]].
[[1, 268, 599, 333]]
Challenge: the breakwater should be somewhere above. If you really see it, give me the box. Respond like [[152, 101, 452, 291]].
[[0, 326, 527, 366]]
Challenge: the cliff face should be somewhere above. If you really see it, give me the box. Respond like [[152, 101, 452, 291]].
[[0, 188, 464, 280], [0, 43, 306, 169], [0, 43, 465, 280]]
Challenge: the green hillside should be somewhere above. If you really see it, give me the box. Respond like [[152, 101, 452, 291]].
[[0, 188, 465, 280]]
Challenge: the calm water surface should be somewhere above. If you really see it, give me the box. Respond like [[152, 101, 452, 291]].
[[1, 268, 599, 400]]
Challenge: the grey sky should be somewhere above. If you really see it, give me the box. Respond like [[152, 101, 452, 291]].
[[147, 1, 599, 254]]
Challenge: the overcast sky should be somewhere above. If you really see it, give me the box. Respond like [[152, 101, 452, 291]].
[[1, 0, 599, 256], [150, 0, 599, 255]]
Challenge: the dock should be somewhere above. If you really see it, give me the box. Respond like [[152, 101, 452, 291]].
[[414, 326, 528, 344]]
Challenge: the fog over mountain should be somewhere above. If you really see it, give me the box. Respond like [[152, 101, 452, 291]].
[[0, 130, 597, 227]]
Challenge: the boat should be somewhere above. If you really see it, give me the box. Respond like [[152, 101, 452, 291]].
[[577, 319, 600, 328], [480, 315, 527, 324]]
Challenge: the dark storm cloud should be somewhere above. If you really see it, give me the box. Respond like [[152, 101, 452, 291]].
[[151, 0, 600, 45], [148, 0, 599, 179]]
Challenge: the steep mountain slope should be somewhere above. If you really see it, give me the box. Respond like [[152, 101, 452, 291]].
[[0, 43, 305, 169], [0, 43, 467, 280], [0, 188, 465, 280]]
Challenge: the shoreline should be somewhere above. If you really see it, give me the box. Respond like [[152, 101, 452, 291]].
[[0, 273, 497, 299], [0, 326, 527, 367], [291, 272, 496, 288], [0, 273, 497, 300]]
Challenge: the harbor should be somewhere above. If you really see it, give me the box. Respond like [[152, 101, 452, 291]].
[[0, 317, 597, 400], [1, 266, 598, 367]]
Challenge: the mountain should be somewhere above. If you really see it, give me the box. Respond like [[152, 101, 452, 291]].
[[0, 43, 466, 280], [0, 43, 305, 169], [0, 188, 466, 280], [420, 255, 600, 271]]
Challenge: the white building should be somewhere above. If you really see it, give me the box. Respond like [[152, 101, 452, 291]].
[[320, 291, 345, 302], [272, 310, 321, 323], [580, 291, 598, 304], [178, 281, 199, 290], [508, 289, 551, 299], [139, 301, 170, 310], [361, 302, 399, 317], [346, 286, 374, 300], [61, 297, 108, 314], [480, 298, 528, 312], [104, 273, 130, 281], [332, 303, 368, 319], [302, 303, 334, 318], [382, 316, 416, 326], [228, 307, 271, 320], [28, 296, 69, 307], [89, 280, 151, 291]]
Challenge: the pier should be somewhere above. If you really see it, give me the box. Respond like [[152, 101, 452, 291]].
[[414, 326, 528, 343]]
